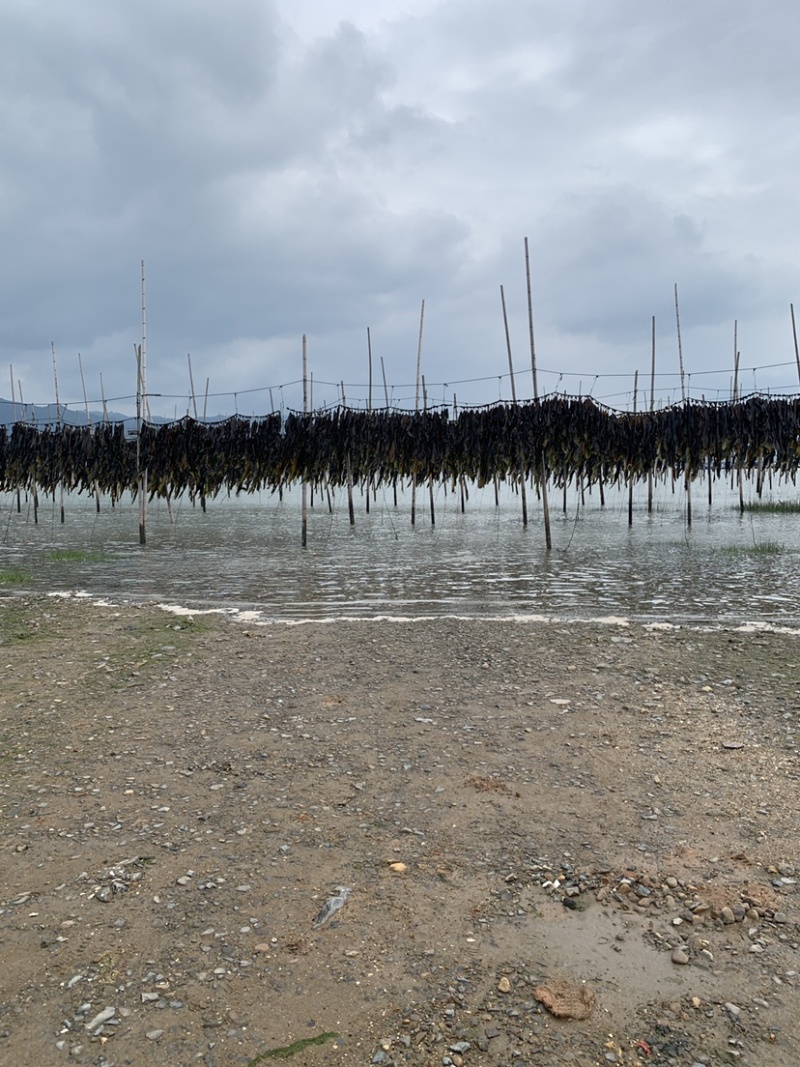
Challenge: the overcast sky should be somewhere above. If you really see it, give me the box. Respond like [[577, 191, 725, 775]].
[[2, 0, 799, 418]]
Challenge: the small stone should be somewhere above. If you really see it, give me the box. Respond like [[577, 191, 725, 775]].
[[176, 876, 192, 886], [85, 1006, 116, 1032], [388, 862, 408, 874], [725, 1002, 741, 1020], [666, 876, 679, 889], [720, 906, 736, 925], [498, 976, 511, 993], [671, 947, 690, 965], [773, 912, 788, 924], [146, 1029, 164, 1041]]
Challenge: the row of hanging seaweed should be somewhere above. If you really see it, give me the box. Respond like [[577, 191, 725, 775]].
[[0, 394, 799, 502]]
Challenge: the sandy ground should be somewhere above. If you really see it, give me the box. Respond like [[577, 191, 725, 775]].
[[0, 596, 798, 1067]]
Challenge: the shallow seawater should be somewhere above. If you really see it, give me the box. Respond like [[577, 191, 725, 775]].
[[0, 477, 799, 626]]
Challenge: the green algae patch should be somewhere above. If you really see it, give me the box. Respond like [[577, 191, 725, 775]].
[[246, 1032, 339, 1064]]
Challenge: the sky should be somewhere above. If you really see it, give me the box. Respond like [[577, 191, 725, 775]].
[[2, 0, 800, 419]]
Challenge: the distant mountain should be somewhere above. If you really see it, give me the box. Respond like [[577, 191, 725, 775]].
[[0, 398, 169, 429]]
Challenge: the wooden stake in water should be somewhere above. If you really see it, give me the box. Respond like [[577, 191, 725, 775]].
[[411, 299, 425, 527], [648, 316, 656, 514], [366, 327, 373, 514], [733, 325, 744, 514], [674, 285, 691, 528], [135, 343, 147, 545], [301, 334, 308, 548], [501, 284, 527, 526], [341, 381, 355, 526], [524, 238, 551, 549]]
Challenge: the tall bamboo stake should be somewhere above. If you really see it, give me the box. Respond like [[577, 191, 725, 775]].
[[792, 304, 800, 387], [501, 284, 527, 526], [135, 261, 149, 544], [733, 328, 744, 513], [647, 316, 655, 514], [301, 335, 308, 547], [379, 357, 398, 506], [366, 327, 373, 514], [135, 343, 146, 544], [411, 299, 425, 527], [674, 285, 691, 528], [524, 238, 551, 549], [188, 354, 198, 419], [341, 381, 355, 526]]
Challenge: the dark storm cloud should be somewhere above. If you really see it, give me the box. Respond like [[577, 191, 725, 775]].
[[1, 0, 799, 413]]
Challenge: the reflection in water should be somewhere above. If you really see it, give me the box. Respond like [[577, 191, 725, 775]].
[[0, 480, 799, 625]]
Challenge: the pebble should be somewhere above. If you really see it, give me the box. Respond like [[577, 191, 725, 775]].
[[146, 1029, 164, 1040], [719, 906, 736, 925], [497, 976, 511, 993], [672, 947, 690, 965], [85, 1006, 116, 1032]]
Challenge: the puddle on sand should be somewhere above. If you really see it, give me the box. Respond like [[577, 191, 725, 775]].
[[477, 895, 727, 1021]]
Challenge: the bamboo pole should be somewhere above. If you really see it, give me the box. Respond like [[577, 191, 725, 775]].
[[341, 381, 355, 526], [792, 304, 800, 387], [366, 327, 373, 514], [135, 344, 146, 545], [135, 262, 149, 543], [647, 316, 655, 514], [302, 335, 308, 547], [524, 238, 551, 549], [733, 326, 744, 514], [411, 300, 425, 527], [188, 354, 198, 419], [674, 285, 691, 528], [501, 284, 527, 526]]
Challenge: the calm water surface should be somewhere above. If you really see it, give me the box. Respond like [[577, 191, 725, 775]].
[[1, 479, 799, 625]]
